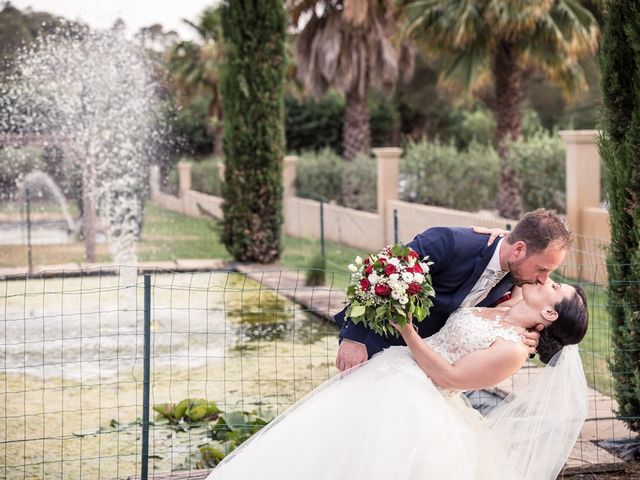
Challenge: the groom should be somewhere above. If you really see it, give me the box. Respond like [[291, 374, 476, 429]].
[[334, 208, 573, 371]]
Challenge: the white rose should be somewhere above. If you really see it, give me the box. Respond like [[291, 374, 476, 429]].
[[389, 273, 400, 281], [354, 256, 363, 266], [399, 296, 409, 305], [413, 273, 425, 284], [348, 264, 358, 273], [368, 273, 380, 284], [402, 271, 414, 283], [388, 257, 400, 267]]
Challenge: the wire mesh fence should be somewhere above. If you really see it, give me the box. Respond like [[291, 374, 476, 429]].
[[0, 264, 637, 479]]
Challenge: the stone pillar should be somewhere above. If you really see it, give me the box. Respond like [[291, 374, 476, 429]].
[[149, 164, 160, 200], [373, 147, 401, 245], [177, 162, 192, 198], [217, 162, 226, 186], [559, 130, 600, 271], [283, 155, 298, 199]]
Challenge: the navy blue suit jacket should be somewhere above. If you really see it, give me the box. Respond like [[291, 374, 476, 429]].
[[335, 227, 514, 358]]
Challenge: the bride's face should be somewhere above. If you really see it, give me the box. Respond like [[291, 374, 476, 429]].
[[521, 281, 575, 311]]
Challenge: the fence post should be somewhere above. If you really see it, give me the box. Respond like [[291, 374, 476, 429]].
[[141, 274, 152, 480], [559, 130, 600, 274], [149, 165, 160, 201], [283, 155, 298, 237], [373, 147, 401, 246], [25, 187, 33, 274], [178, 162, 192, 198]]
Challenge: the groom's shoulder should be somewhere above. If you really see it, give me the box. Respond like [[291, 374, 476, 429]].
[[414, 227, 488, 254], [418, 226, 476, 243]]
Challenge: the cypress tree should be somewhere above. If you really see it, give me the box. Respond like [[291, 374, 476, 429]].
[[599, 0, 640, 432], [220, 0, 285, 262]]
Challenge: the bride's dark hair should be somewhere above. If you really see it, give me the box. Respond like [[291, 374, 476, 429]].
[[537, 285, 588, 364]]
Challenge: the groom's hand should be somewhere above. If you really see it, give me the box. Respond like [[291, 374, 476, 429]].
[[521, 324, 544, 355], [336, 339, 367, 371]]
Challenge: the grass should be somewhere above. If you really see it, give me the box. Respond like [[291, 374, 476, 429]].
[[0, 201, 618, 395], [0, 202, 360, 280]]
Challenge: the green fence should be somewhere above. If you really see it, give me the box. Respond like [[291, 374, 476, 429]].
[[0, 265, 635, 479]]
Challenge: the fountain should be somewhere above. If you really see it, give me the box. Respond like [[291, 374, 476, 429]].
[[16, 170, 78, 234], [0, 25, 168, 265]]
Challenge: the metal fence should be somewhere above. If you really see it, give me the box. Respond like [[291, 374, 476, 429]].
[[0, 265, 636, 479]]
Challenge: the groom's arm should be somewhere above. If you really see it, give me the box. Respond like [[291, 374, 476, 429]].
[[334, 227, 456, 370]]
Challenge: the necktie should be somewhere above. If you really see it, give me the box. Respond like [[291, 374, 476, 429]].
[[461, 269, 507, 308]]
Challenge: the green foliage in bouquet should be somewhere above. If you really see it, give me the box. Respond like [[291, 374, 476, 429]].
[[344, 244, 434, 338]]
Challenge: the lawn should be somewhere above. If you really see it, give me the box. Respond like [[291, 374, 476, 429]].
[[0, 201, 616, 395], [0, 202, 361, 279]]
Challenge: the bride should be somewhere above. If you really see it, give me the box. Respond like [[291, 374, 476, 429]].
[[206, 280, 589, 479]]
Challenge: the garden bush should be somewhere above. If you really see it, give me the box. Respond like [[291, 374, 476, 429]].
[[505, 128, 566, 213], [295, 150, 377, 212], [400, 139, 499, 212], [167, 156, 223, 197], [294, 148, 344, 202], [342, 153, 377, 212]]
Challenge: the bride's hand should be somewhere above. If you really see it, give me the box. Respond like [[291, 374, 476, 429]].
[[392, 314, 418, 336], [471, 226, 510, 246]]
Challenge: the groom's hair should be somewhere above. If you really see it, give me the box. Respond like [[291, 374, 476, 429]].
[[508, 209, 573, 254]]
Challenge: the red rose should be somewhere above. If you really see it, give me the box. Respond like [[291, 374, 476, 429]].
[[364, 265, 374, 276], [384, 264, 397, 276], [363, 257, 370, 265], [412, 263, 423, 274], [360, 278, 371, 291], [374, 283, 391, 297], [407, 282, 422, 295], [379, 257, 387, 264]]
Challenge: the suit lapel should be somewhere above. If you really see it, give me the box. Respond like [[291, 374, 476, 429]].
[[451, 242, 498, 308]]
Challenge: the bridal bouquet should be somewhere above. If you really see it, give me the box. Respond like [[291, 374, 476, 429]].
[[345, 244, 434, 338]]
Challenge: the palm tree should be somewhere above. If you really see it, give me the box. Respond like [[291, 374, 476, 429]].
[[168, 7, 224, 156], [402, 0, 600, 218], [289, 0, 413, 160]]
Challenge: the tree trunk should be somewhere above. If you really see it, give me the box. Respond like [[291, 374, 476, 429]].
[[493, 41, 524, 219], [343, 88, 370, 160], [82, 160, 97, 263], [214, 124, 223, 157], [210, 97, 224, 158]]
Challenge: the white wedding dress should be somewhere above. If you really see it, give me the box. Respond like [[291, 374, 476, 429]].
[[206, 307, 587, 480]]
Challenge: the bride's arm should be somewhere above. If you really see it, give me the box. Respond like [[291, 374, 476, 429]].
[[398, 326, 528, 390]]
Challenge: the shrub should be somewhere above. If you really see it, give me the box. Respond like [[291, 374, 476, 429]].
[[505, 129, 566, 213], [285, 92, 400, 154], [342, 153, 377, 212], [400, 139, 499, 212], [294, 148, 344, 202], [190, 157, 223, 197], [221, 0, 286, 262], [285, 93, 344, 154]]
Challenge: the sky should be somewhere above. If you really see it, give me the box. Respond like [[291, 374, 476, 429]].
[[10, 0, 221, 39]]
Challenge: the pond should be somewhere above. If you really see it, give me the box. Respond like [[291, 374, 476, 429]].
[[0, 271, 340, 479]]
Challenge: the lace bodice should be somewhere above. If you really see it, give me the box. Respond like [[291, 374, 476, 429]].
[[424, 307, 522, 365], [372, 307, 524, 393]]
